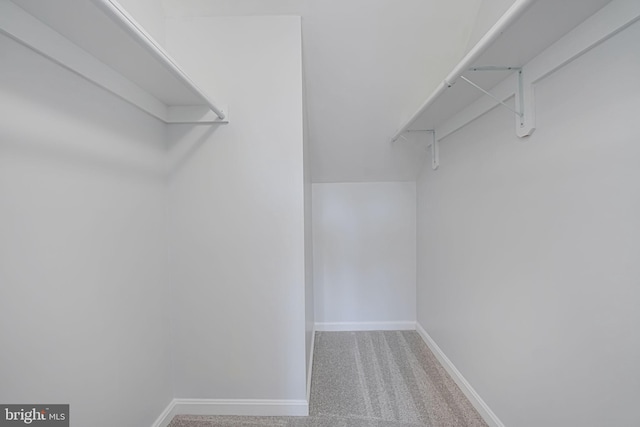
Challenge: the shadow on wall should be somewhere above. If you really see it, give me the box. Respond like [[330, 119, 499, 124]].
[[0, 34, 230, 182], [0, 35, 166, 179], [165, 124, 221, 179]]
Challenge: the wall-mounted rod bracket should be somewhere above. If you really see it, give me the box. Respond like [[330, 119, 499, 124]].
[[430, 130, 439, 170], [459, 75, 522, 117], [407, 129, 438, 170], [515, 69, 535, 137], [461, 66, 535, 137], [389, 0, 535, 143]]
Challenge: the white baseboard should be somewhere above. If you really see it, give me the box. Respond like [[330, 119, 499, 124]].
[[306, 328, 316, 402], [152, 398, 309, 426], [151, 324, 498, 427], [151, 399, 177, 427], [315, 321, 416, 331], [415, 323, 504, 427]]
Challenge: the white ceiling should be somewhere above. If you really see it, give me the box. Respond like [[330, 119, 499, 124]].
[[162, 0, 494, 182]]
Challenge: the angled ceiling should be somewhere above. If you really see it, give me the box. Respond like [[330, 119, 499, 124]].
[[162, 0, 492, 182]]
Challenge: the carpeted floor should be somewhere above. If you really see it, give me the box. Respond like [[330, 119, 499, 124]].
[[168, 331, 488, 427]]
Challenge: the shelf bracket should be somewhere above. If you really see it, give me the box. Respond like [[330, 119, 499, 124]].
[[407, 129, 438, 170], [462, 67, 535, 137], [430, 130, 439, 170], [515, 69, 535, 137]]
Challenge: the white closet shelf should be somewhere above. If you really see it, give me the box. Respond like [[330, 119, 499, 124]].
[[392, 0, 631, 144], [0, 0, 228, 124]]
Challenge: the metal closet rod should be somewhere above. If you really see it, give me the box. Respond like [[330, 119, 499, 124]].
[[390, 0, 535, 142], [93, 0, 226, 120]]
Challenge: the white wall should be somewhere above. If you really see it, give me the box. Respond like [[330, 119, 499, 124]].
[[119, 0, 167, 46], [300, 0, 480, 182], [417, 20, 640, 427], [0, 35, 172, 427], [163, 0, 480, 183], [303, 64, 315, 394], [313, 182, 416, 327], [165, 16, 308, 403], [463, 0, 514, 52]]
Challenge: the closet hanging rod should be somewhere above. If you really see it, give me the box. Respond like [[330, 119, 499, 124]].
[[390, 0, 535, 142], [92, 0, 226, 120]]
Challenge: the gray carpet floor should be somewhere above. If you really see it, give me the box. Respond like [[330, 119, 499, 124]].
[[169, 331, 488, 427]]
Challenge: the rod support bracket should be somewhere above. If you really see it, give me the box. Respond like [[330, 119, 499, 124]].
[[407, 130, 438, 170], [462, 66, 536, 138], [515, 70, 536, 137], [430, 131, 439, 170]]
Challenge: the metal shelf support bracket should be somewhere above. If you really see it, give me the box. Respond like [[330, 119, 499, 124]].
[[430, 130, 439, 170], [461, 67, 535, 138], [407, 129, 438, 170], [515, 69, 536, 137]]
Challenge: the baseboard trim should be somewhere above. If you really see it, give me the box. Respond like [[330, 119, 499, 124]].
[[306, 328, 316, 402], [415, 323, 504, 427], [152, 398, 308, 426], [151, 399, 177, 427], [315, 321, 416, 331], [172, 399, 309, 417], [151, 324, 497, 426]]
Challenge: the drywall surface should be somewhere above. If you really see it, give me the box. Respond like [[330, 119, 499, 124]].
[[417, 21, 640, 427], [313, 182, 416, 325], [0, 35, 172, 427], [119, 0, 167, 46], [166, 16, 307, 402], [304, 0, 477, 182], [163, 0, 480, 182], [303, 65, 315, 394], [463, 0, 514, 52], [162, 0, 308, 17]]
